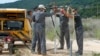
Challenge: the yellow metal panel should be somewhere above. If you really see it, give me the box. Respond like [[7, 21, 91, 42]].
[[21, 31, 29, 37], [0, 8, 26, 13], [24, 19, 32, 31], [13, 32, 26, 40], [0, 8, 32, 41], [1, 20, 3, 30]]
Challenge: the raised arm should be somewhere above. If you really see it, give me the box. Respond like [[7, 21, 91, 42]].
[[60, 7, 73, 18]]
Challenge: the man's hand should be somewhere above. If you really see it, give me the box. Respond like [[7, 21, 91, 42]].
[[60, 8, 66, 14]]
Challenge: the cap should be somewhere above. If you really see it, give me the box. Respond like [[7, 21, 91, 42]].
[[38, 4, 46, 9]]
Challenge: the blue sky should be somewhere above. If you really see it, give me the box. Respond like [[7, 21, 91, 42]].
[[0, 0, 19, 4]]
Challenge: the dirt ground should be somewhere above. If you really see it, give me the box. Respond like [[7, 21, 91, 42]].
[[1, 38, 99, 56]]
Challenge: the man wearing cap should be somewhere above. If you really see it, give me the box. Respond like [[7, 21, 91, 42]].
[[32, 4, 55, 55]]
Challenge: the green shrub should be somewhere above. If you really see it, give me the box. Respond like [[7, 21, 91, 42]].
[[94, 29, 100, 40], [83, 23, 93, 31], [93, 53, 100, 56], [46, 29, 55, 41], [46, 28, 60, 41]]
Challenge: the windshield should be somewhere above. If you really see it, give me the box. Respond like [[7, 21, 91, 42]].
[[0, 13, 25, 19], [0, 20, 1, 30], [3, 20, 24, 30]]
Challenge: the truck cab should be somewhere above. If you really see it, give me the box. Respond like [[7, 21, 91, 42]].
[[0, 8, 32, 54]]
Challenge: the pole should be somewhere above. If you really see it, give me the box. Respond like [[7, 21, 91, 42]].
[[97, 2, 98, 19], [70, 40, 72, 56], [67, 6, 76, 56], [54, 15, 57, 54], [51, 15, 60, 54]]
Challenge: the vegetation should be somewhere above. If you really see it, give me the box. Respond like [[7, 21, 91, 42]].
[[94, 28, 100, 40], [46, 29, 55, 41], [0, 0, 100, 18], [93, 52, 100, 56]]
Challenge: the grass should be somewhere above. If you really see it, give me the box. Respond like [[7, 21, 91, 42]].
[[46, 27, 60, 41], [82, 19, 94, 31], [94, 29, 100, 40], [93, 52, 100, 56], [46, 19, 100, 40], [46, 29, 55, 41], [82, 19, 100, 39], [92, 16, 100, 19]]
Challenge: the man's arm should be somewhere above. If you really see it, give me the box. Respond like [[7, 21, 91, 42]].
[[45, 8, 59, 17], [61, 9, 73, 18], [32, 15, 36, 22], [44, 12, 53, 17]]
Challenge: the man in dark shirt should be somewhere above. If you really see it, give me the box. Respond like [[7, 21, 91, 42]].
[[59, 16, 70, 50], [56, 7, 70, 50], [51, 6, 71, 50], [73, 9, 84, 55], [59, 8, 84, 55]]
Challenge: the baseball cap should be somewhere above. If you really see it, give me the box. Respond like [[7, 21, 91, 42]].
[[38, 4, 46, 9]]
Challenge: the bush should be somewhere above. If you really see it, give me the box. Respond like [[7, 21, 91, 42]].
[[46, 29, 55, 41], [93, 53, 100, 56], [94, 29, 100, 40], [82, 19, 94, 31], [46, 28, 60, 41]]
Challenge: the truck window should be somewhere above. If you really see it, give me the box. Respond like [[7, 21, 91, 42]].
[[3, 20, 24, 30], [0, 13, 25, 19], [0, 20, 1, 30]]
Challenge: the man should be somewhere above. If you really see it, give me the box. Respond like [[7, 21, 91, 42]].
[[32, 4, 54, 55], [73, 8, 84, 55], [62, 8, 84, 55], [31, 6, 38, 53], [27, 10, 33, 24], [55, 6, 70, 50]]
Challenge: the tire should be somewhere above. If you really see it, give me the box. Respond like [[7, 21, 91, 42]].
[[9, 42, 15, 54], [24, 41, 27, 43], [0, 49, 2, 54]]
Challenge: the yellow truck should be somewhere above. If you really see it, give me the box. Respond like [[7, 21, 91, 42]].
[[0, 8, 32, 54]]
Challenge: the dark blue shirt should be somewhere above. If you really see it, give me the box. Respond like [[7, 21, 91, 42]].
[[74, 14, 83, 28], [60, 16, 69, 27]]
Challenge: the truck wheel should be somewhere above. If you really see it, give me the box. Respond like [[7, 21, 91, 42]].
[[0, 49, 2, 54], [24, 41, 27, 43], [9, 42, 15, 54]]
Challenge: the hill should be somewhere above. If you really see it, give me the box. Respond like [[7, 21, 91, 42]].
[[0, 0, 99, 17], [0, 0, 98, 9]]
